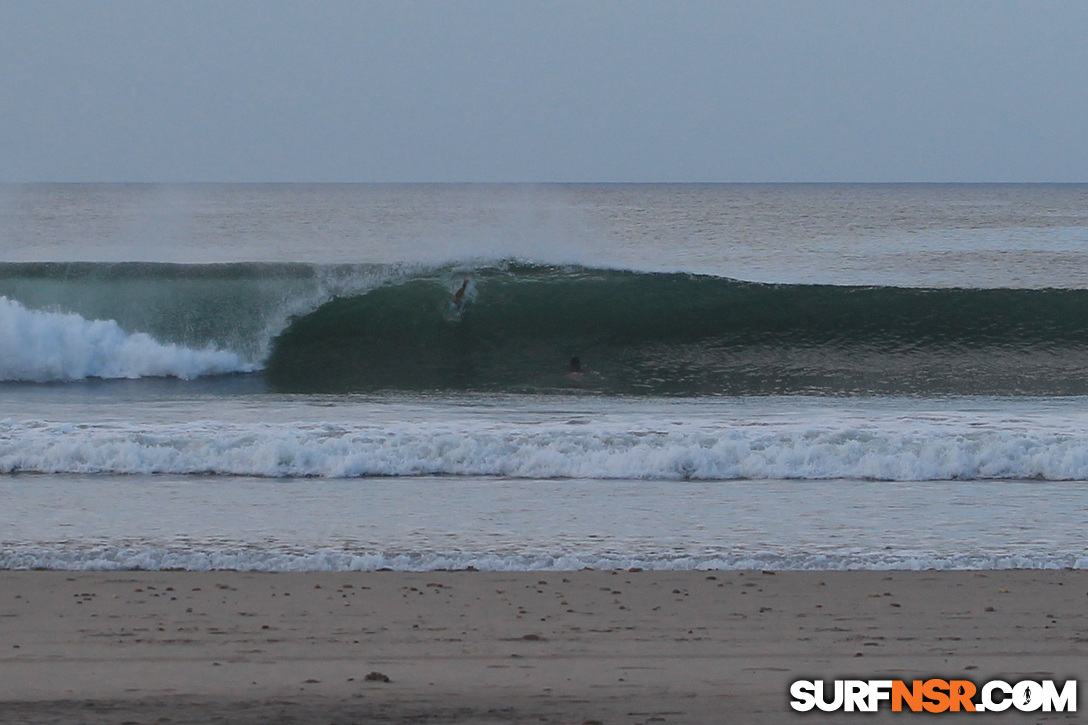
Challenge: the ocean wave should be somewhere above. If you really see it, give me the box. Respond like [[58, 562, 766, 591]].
[[266, 263, 1088, 395], [0, 296, 255, 382], [4, 418, 1088, 481], [6, 260, 1088, 394]]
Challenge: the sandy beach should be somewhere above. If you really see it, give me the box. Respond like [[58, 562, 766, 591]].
[[0, 569, 1083, 723]]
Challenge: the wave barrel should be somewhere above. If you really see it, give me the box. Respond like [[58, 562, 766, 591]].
[[265, 265, 1088, 396]]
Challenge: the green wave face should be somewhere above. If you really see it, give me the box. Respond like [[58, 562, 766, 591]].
[[265, 264, 1088, 396], [6, 261, 1088, 395]]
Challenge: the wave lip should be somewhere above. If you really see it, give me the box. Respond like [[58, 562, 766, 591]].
[[0, 296, 255, 382]]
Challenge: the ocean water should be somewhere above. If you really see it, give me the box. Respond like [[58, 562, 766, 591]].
[[2, 183, 1087, 571]]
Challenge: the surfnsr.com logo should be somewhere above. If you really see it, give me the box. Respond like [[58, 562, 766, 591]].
[[790, 679, 1077, 713]]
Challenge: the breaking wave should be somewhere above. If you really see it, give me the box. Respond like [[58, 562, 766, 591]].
[[6, 260, 1088, 394], [0, 296, 253, 382], [6, 417, 1088, 481], [267, 263, 1088, 395]]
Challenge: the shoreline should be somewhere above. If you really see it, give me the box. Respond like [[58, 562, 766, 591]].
[[2, 569, 1085, 724]]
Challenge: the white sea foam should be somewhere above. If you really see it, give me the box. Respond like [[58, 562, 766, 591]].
[[1, 546, 1083, 572], [0, 296, 255, 382], [4, 417, 1088, 481]]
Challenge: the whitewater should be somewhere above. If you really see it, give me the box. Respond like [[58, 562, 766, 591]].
[[2, 183, 1087, 572], [0, 295, 252, 381], [8, 404, 1088, 481]]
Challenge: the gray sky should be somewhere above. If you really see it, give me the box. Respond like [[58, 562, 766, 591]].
[[2, 1, 1086, 183]]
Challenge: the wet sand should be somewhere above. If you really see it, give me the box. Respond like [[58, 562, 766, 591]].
[[1, 569, 1085, 724]]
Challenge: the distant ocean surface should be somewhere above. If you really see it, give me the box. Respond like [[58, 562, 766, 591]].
[[2, 183, 1088, 571]]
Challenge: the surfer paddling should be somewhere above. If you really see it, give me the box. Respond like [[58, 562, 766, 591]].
[[568, 356, 584, 377]]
